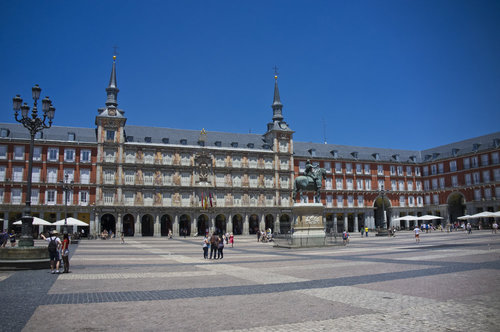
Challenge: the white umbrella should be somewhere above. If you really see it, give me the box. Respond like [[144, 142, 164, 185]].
[[418, 215, 444, 221], [470, 211, 497, 218], [53, 217, 89, 226], [457, 215, 473, 220], [393, 215, 419, 221], [492, 211, 500, 217], [13, 217, 53, 226]]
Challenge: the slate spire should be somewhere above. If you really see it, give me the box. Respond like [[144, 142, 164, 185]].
[[271, 74, 283, 122], [105, 55, 119, 107]]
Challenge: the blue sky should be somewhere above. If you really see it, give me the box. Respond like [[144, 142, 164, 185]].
[[1, 0, 499, 151]]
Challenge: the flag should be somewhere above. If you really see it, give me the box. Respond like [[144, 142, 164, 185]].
[[201, 192, 204, 209], [209, 193, 213, 208]]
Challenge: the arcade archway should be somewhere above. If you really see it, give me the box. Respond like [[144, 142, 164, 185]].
[[101, 214, 116, 233], [161, 214, 173, 236], [215, 214, 226, 234], [265, 214, 274, 232], [232, 214, 243, 235], [179, 214, 191, 237], [197, 214, 209, 236], [123, 214, 135, 236], [448, 192, 465, 224], [249, 214, 259, 234], [142, 214, 154, 236]]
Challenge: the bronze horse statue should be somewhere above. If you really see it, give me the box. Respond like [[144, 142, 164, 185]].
[[293, 168, 327, 203]]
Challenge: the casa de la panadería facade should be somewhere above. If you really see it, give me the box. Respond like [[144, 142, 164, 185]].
[[1, 58, 499, 237]]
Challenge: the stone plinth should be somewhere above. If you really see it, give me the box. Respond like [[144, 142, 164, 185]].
[[0, 247, 50, 270], [291, 203, 327, 247]]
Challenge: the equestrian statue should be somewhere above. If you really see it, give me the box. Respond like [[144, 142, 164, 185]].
[[293, 159, 327, 203]]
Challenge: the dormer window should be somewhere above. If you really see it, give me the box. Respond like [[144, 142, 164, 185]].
[[68, 132, 75, 141], [126, 136, 134, 142], [162, 138, 169, 144], [432, 153, 440, 159], [409, 155, 417, 163], [494, 139, 500, 148], [231, 142, 238, 148], [247, 143, 254, 149], [424, 154, 432, 161], [215, 141, 222, 147], [309, 149, 316, 157], [0, 128, 9, 138], [198, 140, 205, 147], [392, 154, 400, 162], [180, 139, 187, 145], [372, 153, 380, 161], [331, 150, 338, 158], [145, 137, 152, 143], [351, 152, 358, 159], [263, 144, 271, 149], [473, 143, 480, 152], [452, 148, 460, 157], [35, 132, 43, 139]]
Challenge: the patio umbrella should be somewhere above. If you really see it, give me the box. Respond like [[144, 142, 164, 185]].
[[470, 211, 497, 218], [492, 211, 500, 217], [457, 215, 473, 220], [393, 215, 419, 221], [418, 215, 444, 221], [13, 217, 53, 226], [53, 217, 89, 226]]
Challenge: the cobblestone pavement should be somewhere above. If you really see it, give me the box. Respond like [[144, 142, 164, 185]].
[[1, 230, 499, 331]]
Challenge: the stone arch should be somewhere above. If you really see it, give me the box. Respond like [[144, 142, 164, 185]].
[[447, 191, 466, 224], [279, 214, 291, 234], [123, 214, 135, 236], [373, 196, 392, 229], [265, 214, 274, 232], [249, 214, 259, 234], [101, 214, 116, 233], [215, 214, 226, 234], [179, 214, 191, 237], [141, 214, 154, 236], [161, 214, 173, 236], [197, 214, 209, 236], [232, 214, 243, 235]]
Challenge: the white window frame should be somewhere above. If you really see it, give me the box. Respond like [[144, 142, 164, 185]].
[[47, 147, 59, 162]]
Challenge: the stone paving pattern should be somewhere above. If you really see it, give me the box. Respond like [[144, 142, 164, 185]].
[[1, 230, 499, 331]]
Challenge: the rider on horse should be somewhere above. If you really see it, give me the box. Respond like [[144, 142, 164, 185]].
[[304, 159, 322, 189]]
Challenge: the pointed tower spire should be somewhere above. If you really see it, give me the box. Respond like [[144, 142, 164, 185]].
[[271, 74, 283, 122], [105, 55, 119, 107]]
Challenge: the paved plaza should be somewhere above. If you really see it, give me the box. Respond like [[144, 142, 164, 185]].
[[1, 230, 500, 331]]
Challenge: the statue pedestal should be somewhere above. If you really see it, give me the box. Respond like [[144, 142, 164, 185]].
[[291, 203, 326, 247]]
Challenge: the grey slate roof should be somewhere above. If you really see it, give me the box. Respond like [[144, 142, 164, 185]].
[[124, 125, 272, 150], [0, 123, 96, 144], [1, 122, 498, 162]]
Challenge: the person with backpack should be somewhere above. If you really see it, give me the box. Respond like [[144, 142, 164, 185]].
[[41, 230, 62, 274]]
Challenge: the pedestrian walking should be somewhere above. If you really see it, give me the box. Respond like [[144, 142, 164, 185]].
[[61, 232, 70, 273], [209, 233, 218, 259], [41, 230, 62, 274], [414, 226, 420, 244], [120, 231, 125, 244], [365, 227, 369, 237], [1, 230, 9, 247], [202, 235, 209, 259], [493, 222, 498, 234], [217, 235, 224, 259], [467, 222, 472, 234], [229, 233, 234, 247]]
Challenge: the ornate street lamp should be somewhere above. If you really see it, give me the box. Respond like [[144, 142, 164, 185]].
[[61, 173, 74, 235], [13, 85, 55, 247], [380, 185, 387, 230]]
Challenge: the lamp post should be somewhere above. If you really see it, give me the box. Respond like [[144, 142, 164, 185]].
[[376, 184, 389, 236], [13, 85, 55, 247], [61, 173, 74, 235]]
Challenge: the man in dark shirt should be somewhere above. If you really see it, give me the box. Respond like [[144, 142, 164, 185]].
[[209, 233, 218, 259]]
